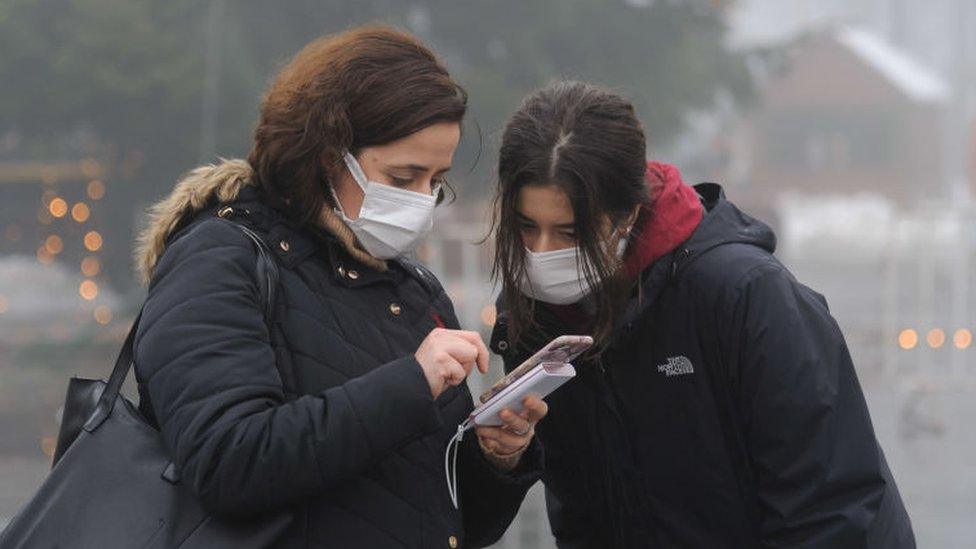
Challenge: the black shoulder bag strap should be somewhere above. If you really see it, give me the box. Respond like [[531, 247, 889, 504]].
[[83, 220, 280, 433]]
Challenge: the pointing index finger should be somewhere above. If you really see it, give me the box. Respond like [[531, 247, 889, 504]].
[[453, 330, 490, 374]]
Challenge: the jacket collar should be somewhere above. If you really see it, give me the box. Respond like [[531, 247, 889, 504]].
[[614, 182, 777, 334], [227, 186, 406, 289], [135, 158, 391, 286]]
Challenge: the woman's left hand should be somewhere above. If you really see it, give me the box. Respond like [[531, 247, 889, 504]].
[[475, 394, 548, 461]]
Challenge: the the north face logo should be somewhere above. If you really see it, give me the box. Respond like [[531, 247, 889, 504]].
[[657, 356, 695, 377]]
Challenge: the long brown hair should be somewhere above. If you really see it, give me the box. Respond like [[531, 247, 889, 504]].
[[248, 25, 467, 225], [491, 81, 650, 351]]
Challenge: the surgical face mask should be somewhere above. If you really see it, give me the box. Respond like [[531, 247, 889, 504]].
[[331, 151, 440, 259], [519, 232, 630, 305]]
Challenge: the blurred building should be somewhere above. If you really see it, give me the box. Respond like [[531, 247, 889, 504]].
[[728, 0, 976, 200], [729, 26, 951, 222], [704, 21, 976, 387]]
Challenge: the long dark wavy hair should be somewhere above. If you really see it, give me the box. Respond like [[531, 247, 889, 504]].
[[490, 80, 651, 351]]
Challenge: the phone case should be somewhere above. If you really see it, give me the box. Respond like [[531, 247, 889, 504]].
[[479, 335, 593, 403], [470, 361, 576, 426]]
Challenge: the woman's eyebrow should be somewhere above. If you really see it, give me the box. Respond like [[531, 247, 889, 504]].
[[515, 212, 574, 229], [387, 163, 451, 175]]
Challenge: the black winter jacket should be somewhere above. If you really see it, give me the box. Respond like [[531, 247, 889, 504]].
[[490, 184, 914, 548], [133, 170, 540, 548]]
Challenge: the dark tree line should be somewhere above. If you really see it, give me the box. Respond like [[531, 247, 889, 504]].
[[0, 0, 752, 288]]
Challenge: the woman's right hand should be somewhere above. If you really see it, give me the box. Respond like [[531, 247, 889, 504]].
[[415, 328, 489, 399]]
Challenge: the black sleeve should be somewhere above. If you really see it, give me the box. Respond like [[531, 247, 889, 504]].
[[134, 219, 444, 518], [459, 428, 544, 547], [728, 264, 888, 548], [453, 311, 546, 547], [542, 452, 598, 548]]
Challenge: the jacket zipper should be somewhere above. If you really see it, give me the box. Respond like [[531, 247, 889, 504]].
[[669, 247, 692, 281], [593, 354, 653, 542]]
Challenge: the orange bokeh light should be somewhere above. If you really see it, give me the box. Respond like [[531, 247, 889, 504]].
[[81, 256, 101, 277], [898, 329, 918, 350], [953, 329, 972, 350], [71, 202, 90, 223], [93, 306, 113, 325], [87, 180, 106, 200], [44, 235, 63, 254], [480, 304, 497, 327], [926, 329, 946, 349], [36, 246, 54, 265], [79, 279, 98, 301], [48, 198, 68, 218], [83, 231, 103, 252]]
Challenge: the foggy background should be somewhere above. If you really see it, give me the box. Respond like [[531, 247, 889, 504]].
[[1, 0, 974, 547]]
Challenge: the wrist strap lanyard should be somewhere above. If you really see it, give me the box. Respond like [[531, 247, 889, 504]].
[[444, 418, 474, 509]]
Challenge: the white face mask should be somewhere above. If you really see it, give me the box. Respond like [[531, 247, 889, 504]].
[[519, 234, 629, 305], [332, 151, 440, 259]]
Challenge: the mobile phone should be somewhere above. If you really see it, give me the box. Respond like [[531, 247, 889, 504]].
[[480, 335, 593, 403]]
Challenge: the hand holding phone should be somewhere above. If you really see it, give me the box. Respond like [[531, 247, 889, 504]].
[[445, 335, 591, 509], [471, 335, 592, 426], [475, 394, 549, 458]]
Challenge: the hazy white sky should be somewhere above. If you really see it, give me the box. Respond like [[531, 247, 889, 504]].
[[728, 0, 963, 77]]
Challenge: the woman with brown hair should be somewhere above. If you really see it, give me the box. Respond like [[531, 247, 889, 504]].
[[132, 26, 546, 548], [488, 80, 914, 548]]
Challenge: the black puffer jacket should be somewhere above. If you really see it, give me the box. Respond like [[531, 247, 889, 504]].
[[490, 184, 914, 548], [133, 161, 540, 548]]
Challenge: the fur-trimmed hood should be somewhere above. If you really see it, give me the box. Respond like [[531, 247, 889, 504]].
[[134, 158, 386, 285]]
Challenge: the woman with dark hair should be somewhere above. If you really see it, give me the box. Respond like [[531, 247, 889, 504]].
[[132, 26, 545, 548], [488, 80, 915, 548]]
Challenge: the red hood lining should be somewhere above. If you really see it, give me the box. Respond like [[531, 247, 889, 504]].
[[622, 161, 704, 279]]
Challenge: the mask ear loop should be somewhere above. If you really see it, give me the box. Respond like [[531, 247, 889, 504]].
[[445, 418, 474, 509], [341, 150, 371, 193], [611, 208, 639, 260], [332, 151, 372, 220]]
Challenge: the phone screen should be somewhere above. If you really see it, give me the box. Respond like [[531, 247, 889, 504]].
[[480, 335, 593, 403]]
